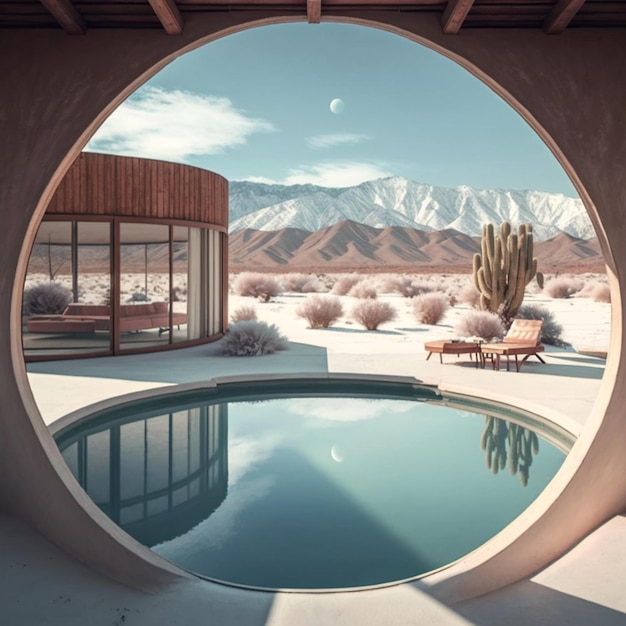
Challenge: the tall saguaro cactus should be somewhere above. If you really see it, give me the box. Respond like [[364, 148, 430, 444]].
[[472, 222, 537, 324]]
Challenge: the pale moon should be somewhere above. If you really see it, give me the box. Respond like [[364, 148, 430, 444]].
[[330, 445, 344, 463], [330, 98, 345, 115]]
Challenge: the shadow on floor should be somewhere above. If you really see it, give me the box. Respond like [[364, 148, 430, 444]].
[[27, 341, 330, 385], [431, 356, 604, 379], [456, 579, 626, 625], [548, 353, 608, 366]]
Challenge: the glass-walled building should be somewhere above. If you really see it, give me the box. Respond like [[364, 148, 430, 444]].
[[22, 153, 228, 361]]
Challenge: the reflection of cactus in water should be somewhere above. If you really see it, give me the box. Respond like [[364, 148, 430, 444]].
[[480, 416, 540, 486], [480, 415, 508, 474]]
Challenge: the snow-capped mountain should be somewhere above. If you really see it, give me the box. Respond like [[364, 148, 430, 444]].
[[229, 177, 593, 242]]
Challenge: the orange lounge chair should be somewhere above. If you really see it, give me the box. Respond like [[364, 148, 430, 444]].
[[480, 319, 546, 372]]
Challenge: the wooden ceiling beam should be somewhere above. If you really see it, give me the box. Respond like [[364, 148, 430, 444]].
[[147, 0, 184, 34], [307, 0, 321, 23], [543, 0, 586, 34], [442, 0, 476, 34], [39, 0, 86, 34]]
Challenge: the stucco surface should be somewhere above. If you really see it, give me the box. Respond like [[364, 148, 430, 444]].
[[1, 10, 625, 623]]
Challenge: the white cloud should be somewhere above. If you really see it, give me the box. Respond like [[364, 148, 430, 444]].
[[86, 86, 274, 161], [307, 133, 370, 149], [244, 161, 392, 188], [243, 176, 280, 185]]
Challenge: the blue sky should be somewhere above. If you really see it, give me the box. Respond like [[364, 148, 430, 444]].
[[87, 22, 577, 196]]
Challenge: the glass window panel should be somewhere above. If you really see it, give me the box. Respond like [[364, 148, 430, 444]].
[[120, 223, 171, 350], [147, 495, 169, 517], [86, 430, 110, 504], [27, 220, 73, 284], [172, 226, 190, 343], [146, 414, 170, 493], [120, 421, 146, 500], [188, 409, 201, 473], [61, 442, 79, 478], [23, 221, 73, 357], [172, 486, 189, 507], [23, 220, 113, 358], [171, 410, 190, 482], [189, 477, 200, 499], [208, 230, 223, 336], [186, 227, 204, 340], [74, 221, 111, 353]]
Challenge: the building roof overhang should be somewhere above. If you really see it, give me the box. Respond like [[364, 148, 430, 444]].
[[2, 0, 625, 35]]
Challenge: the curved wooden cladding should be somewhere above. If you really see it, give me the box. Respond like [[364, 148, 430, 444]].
[[46, 152, 229, 228]]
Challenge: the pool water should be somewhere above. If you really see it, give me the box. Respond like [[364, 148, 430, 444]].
[[54, 381, 570, 590]]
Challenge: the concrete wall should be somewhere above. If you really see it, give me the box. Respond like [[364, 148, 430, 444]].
[[0, 13, 624, 600]]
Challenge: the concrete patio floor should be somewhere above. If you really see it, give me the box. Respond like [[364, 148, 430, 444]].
[[12, 338, 625, 625]]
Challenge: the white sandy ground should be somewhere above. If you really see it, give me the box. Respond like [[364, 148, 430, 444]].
[[15, 281, 626, 626]]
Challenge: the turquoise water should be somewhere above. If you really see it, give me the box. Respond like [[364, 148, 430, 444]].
[[54, 382, 569, 589]]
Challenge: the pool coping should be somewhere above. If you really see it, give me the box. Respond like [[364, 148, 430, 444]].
[[49, 371, 580, 442]]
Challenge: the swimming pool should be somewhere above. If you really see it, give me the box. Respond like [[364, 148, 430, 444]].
[[53, 377, 573, 590]]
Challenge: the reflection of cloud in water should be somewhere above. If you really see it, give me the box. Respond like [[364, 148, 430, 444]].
[[286, 397, 414, 423], [155, 433, 283, 557], [153, 475, 274, 556], [228, 434, 281, 485]]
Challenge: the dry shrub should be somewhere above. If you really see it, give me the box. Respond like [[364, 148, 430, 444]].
[[379, 275, 406, 294], [318, 274, 335, 292], [413, 292, 449, 325], [591, 283, 611, 303], [442, 275, 465, 290], [410, 282, 434, 298], [351, 300, 397, 331], [543, 276, 584, 299], [349, 280, 378, 299], [296, 295, 343, 328], [232, 272, 282, 300], [221, 321, 287, 356], [230, 305, 257, 323], [460, 284, 481, 309], [23, 282, 72, 316], [302, 279, 323, 293], [332, 274, 362, 296], [516, 304, 565, 346], [455, 310, 505, 341], [282, 273, 322, 293], [579, 280, 611, 303], [382, 276, 432, 298]]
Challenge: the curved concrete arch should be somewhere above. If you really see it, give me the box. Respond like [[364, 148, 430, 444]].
[[1, 13, 625, 604]]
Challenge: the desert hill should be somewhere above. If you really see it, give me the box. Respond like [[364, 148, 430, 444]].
[[229, 221, 604, 273]]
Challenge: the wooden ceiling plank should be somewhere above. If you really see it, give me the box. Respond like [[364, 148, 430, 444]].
[[442, 0, 476, 34], [147, 0, 184, 34], [39, 0, 86, 34], [543, 0, 587, 33], [307, 0, 321, 22]]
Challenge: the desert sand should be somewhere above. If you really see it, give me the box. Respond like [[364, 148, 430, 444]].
[[25, 271, 610, 429], [228, 273, 611, 356]]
